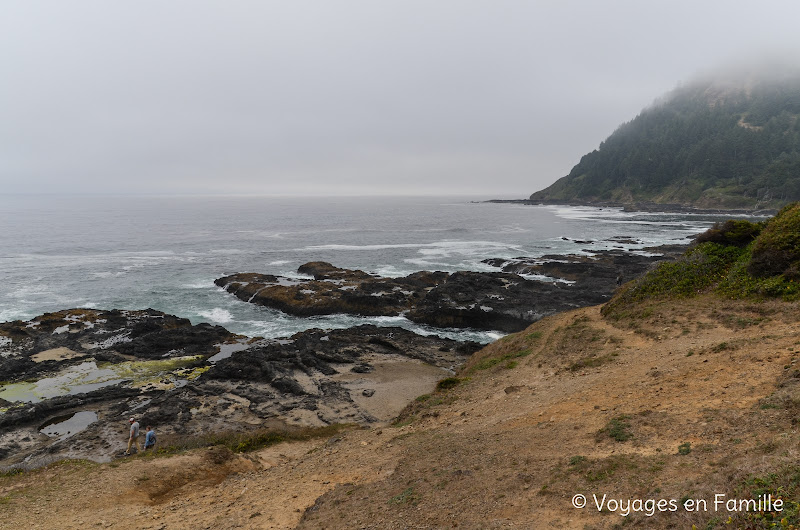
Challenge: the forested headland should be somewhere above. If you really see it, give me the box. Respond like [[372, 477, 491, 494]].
[[531, 68, 800, 209]]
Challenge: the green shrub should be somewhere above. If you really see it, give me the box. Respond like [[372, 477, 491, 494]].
[[603, 204, 800, 317], [695, 219, 763, 247], [602, 415, 633, 442], [569, 455, 587, 466], [747, 202, 800, 277], [436, 377, 462, 391]]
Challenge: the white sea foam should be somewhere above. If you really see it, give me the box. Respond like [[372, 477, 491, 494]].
[[0, 309, 32, 323], [403, 258, 452, 268], [183, 279, 215, 289], [300, 243, 425, 251], [268, 260, 292, 266], [520, 273, 575, 285], [373, 265, 415, 278], [197, 308, 234, 323]]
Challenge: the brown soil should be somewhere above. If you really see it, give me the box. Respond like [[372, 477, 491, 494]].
[[2, 296, 799, 529]]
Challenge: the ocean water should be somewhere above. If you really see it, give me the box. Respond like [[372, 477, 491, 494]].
[[0, 195, 757, 343]]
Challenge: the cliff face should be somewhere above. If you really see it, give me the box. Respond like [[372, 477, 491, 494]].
[[531, 68, 800, 210]]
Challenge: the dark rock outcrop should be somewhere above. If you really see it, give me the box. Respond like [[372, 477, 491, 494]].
[[0, 312, 478, 469], [215, 268, 447, 318], [407, 270, 606, 332], [0, 308, 239, 383], [205, 325, 479, 390], [216, 248, 685, 333]]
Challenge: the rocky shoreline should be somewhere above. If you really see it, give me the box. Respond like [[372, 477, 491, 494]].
[[0, 243, 686, 469], [0, 309, 478, 469], [483, 198, 778, 216], [216, 246, 685, 332]]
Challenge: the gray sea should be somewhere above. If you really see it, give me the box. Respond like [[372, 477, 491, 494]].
[[0, 194, 755, 343]]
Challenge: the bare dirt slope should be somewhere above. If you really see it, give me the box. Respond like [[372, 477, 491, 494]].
[[2, 296, 799, 529]]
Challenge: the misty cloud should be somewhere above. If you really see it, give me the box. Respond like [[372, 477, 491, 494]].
[[2, 0, 800, 196]]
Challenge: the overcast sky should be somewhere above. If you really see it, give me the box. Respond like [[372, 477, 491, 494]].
[[2, 1, 800, 197]]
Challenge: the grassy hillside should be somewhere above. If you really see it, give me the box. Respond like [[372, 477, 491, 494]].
[[604, 202, 800, 322], [532, 69, 800, 209]]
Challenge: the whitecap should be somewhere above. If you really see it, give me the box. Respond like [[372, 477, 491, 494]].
[[0, 308, 32, 323], [91, 271, 128, 279], [403, 258, 451, 268], [373, 265, 415, 278], [197, 308, 234, 324]]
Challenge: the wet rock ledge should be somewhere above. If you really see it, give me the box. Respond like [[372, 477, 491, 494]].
[[216, 247, 684, 333], [0, 309, 479, 469]]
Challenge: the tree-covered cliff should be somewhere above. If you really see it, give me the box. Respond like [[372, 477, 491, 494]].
[[531, 69, 800, 209]]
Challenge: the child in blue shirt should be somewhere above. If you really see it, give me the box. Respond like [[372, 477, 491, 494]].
[[144, 426, 156, 450]]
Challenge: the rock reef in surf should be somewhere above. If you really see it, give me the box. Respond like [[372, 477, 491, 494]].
[[216, 246, 685, 333]]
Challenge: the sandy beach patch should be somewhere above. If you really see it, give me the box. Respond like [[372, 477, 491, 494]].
[[31, 347, 85, 363]]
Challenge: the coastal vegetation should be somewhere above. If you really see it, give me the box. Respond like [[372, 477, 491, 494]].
[[604, 201, 800, 321], [531, 70, 800, 209]]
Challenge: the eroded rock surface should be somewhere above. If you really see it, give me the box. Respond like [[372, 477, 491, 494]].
[[215, 263, 446, 318], [217, 247, 685, 332], [0, 311, 477, 469]]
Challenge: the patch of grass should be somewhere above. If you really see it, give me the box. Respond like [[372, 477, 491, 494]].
[[391, 417, 415, 428], [155, 423, 354, 456], [526, 331, 543, 340], [677, 442, 692, 455], [710, 341, 733, 353], [568, 352, 617, 371], [569, 455, 587, 466], [725, 466, 800, 529], [585, 459, 622, 483], [387, 486, 418, 506], [469, 349, 532, 373], [599, 415, 633, 442]]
